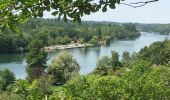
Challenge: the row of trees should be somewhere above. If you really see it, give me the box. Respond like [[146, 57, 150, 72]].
[[135, 39, 170, 66], [3, 19, 170, 54], [0, 32, 28, 53], [4, 19, 170, 55], [137, 23, 170, 35], [63, 63, 170, 99], [0, 40, 170, 99], [0, 19, 140, 53]]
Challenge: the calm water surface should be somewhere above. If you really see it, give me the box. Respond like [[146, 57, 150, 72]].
[[0, 32, 170, 79]]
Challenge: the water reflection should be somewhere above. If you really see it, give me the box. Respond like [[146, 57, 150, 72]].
[[0, 53, 25, 63], [0, 32, 170, 79]]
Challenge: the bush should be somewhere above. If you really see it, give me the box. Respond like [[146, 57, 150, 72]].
[[64, 75, 122, 99], [0, 91, 23, 100], [47, 51, 80, 85], [0, 69, 16, 91]]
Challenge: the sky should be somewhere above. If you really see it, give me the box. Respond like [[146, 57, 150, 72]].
[[43, 0, 170, 24]]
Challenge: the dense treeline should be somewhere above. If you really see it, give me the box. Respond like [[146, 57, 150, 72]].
[[0, 40, 170, 99], [1, 21, 170, 54], [0, 19, 140, 53], [0, 31, 28, 53], [136, 40, 170, 66], [137, 23, 170, 35]]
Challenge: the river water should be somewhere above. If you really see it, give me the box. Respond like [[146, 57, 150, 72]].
[[0, 32, 169, 79]]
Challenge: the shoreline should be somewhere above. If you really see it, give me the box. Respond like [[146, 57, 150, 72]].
[[44, 43, 94, 51]]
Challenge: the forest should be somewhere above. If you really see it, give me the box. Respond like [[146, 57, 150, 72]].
[[137, 23, 170, 35], [1, 18, 170, 54], [0, 18, 140, 53]]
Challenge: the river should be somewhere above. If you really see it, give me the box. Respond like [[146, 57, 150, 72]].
[[0, 32, 170, 79]]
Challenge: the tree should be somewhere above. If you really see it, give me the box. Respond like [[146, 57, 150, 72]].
[[0, 31, 28, 53], [137, 23, 170, 35], [122, 60, 170, 99], [122, 51, 131, 66], [96, 27, 102, 40], [89, 36, 98, 45], [64, 75, 122, 100], [111, 51, 121, 69], [136, 40, 170, 66], [10, 75, 53, 100], [0, 0, 158, 32], [93, 56, 113, 76], [26, 39, 47, 82], [93, 51, 123, 76], [47, 51, 80, 85], [0, 69, 16, 91]]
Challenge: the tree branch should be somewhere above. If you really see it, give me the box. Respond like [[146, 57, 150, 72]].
[[120, 0, 159, 8]]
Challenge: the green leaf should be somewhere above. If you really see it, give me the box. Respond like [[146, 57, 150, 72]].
[[102, 5, 107, 12], [38, 11, 43, 17], [9, 24, 20, 33], [52, 11, 59, 16], [109, 4, 115, 9], [0, 24, 6, 32]]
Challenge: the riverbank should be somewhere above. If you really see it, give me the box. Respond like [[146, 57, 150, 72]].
[[1, 33, 170, 79], [44, 43, 94, 51]]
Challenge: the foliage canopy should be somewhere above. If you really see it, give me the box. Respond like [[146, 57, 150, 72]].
[[0, 0, 158, 32]]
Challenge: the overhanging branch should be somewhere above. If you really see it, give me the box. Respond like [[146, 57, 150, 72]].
[[120, 0, 159, 8]]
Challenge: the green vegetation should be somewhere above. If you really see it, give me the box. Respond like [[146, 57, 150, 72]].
[[0, 69, 15, 91], [0, 0, 159, 32], [26, 39, 47, 82], [122, 51, 131, 66], [137, 23, 170, 35], [47, 51, 80, 85], [2, 21, 170, 54], [0, 0, 167, 99], [92, 51, 122, 76], [1, 40, 170, 99], [9, 75, 53, 100], [0, 0, 121, 31], [92, 56, 113, 76], [0, 91, 23, 100], [122, 61, 170, 99], [62, 62, 170, 100], [63, 75, 122, 99], [135, 40, 170, 66], [0, 19, 140, 53], [0, 31, 28, 53]]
